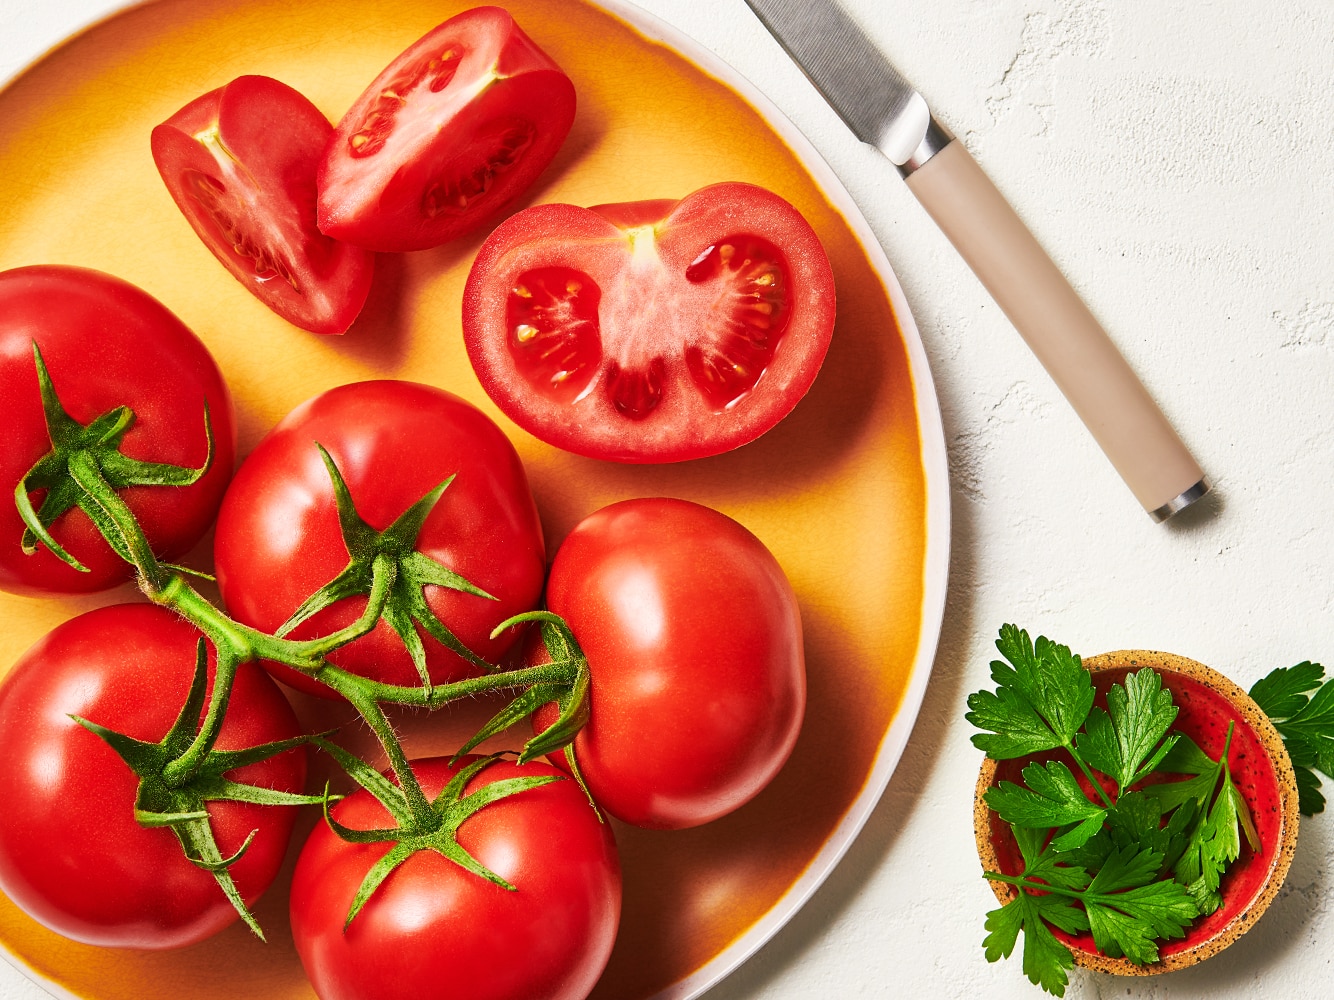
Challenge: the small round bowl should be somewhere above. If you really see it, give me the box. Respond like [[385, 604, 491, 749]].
[[974, 649, 1300, 974]]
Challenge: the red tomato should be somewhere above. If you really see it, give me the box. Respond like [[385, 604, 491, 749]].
[[530, 498, 806, 828], [213, 380, 546, 699], [317, 7, 576, 252], [0, 266, 236, 597], [289, 755, 620, 1000], [152, 75, 374, 334], [462, 182, 836, 462], [0, 603, 307, 948]]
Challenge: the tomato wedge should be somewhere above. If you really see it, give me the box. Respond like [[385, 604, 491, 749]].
[[462, 182, 836, 462], [317, 8, 576, 252], [152, 75, 374, 334]]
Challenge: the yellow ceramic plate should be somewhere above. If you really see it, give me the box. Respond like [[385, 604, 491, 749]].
[[0, 1, 949, 997]]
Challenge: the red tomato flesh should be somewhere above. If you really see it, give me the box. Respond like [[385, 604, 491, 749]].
[[463, 182, 836, 462], [0, 265, 235, 597], [0, 604, 306, 948], [531, 498, 806, 828], [317, 7, 576, 252], [290, 756, 620, 1000], [152, 75, 374, 334]]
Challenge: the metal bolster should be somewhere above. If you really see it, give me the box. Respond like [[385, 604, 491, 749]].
[[897, 116, 955, 177]]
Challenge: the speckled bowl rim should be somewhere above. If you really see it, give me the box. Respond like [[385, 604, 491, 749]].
[[973, 649, 1301, 976]]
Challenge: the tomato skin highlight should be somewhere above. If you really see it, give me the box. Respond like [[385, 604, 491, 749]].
[[0, 265, 236, 597], [463, 182, 835, 462], [0, 604, 307, 949], [289, 756, 620, 1000], [317, 7, 576, 252], [152, 75, 374, 334], [213, 380, 546, 699], [531, 498, 806, 829]]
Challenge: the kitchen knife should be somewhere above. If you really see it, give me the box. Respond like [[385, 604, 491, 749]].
[[743, 0, 1211, 522]]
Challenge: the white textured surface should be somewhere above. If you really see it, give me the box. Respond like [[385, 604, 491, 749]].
[[3, 0, 1334, 998]]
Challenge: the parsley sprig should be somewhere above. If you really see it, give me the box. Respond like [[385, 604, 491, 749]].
[[1249, 661, 1334, 816], [969, 626, 1262, 996]]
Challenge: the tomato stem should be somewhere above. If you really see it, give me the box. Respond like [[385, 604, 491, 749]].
[[336, 686, 438, 832], [66, 451, 170, 592]]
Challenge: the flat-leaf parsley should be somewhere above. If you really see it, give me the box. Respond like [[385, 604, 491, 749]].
[[969, 626, 1264, 996]]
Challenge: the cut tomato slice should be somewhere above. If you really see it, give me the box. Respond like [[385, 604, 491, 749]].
[[462, 182, 836, 462], [317, 8, 576, 252], [151, 75, 374, 334]]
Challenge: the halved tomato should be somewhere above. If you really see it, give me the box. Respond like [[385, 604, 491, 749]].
[[317, 8, 576, 252], [152, 75, 374, 334], [462, 182, 836, 462]]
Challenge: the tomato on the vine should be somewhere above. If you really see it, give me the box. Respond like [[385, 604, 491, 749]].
[[289, 755, 620, 1000], [0, 604, 307, 949], [462, 182, 836, 462], [530, 497, 806, 829], [317, 7, 576, 252], [0, 265, 235, 597], [213, 380, 546, 698], [152, 75, 374, 334]]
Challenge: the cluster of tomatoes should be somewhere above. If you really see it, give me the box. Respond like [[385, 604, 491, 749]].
[[0, 6, 833, 1000]]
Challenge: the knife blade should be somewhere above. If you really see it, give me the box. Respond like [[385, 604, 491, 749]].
[[744, 0, 1211, 522]]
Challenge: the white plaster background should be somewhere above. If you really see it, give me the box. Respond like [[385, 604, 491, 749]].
[[1, 0, 1332, 997]]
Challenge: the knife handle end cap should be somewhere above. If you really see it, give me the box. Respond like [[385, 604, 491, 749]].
[[1149, 476, 1213, 523]]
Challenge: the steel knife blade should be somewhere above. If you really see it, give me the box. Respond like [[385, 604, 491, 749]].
[[743, 0, 951, 169], [743, 0, 1211, 522]]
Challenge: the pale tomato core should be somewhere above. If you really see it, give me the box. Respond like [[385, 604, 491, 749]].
[[505, 231, 791, 420]]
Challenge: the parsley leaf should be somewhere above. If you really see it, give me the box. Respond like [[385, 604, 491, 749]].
[[983, 827, 1090, 997], [985, 761, 1107, 850], [1250, 661, 1324, 719], [1149, 726, 1258, 916], [984, 892, 1084, 997], [983, 830, 1197, 993], [1075, 668, 1179, 795], [1294, 763, 1326, 816], [1250, 661, 1334, 816], [1082, 877, 1197, 964], [967, 624, 1095, 759]]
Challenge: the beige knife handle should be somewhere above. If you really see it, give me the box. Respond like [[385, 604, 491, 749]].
[[905, 140, 1209, 521]]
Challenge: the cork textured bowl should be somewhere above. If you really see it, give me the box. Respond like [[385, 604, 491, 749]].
[[974, 649, 1300, 975]]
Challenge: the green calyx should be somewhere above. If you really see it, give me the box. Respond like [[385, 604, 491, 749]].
[[310, 742, 562, 928], [73, 640, 325, 940], [15, 342, 212, 576], [276, 445, 495, 694]]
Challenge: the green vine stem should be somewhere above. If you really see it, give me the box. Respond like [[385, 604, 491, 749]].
[[15, 351, 587, 835]]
